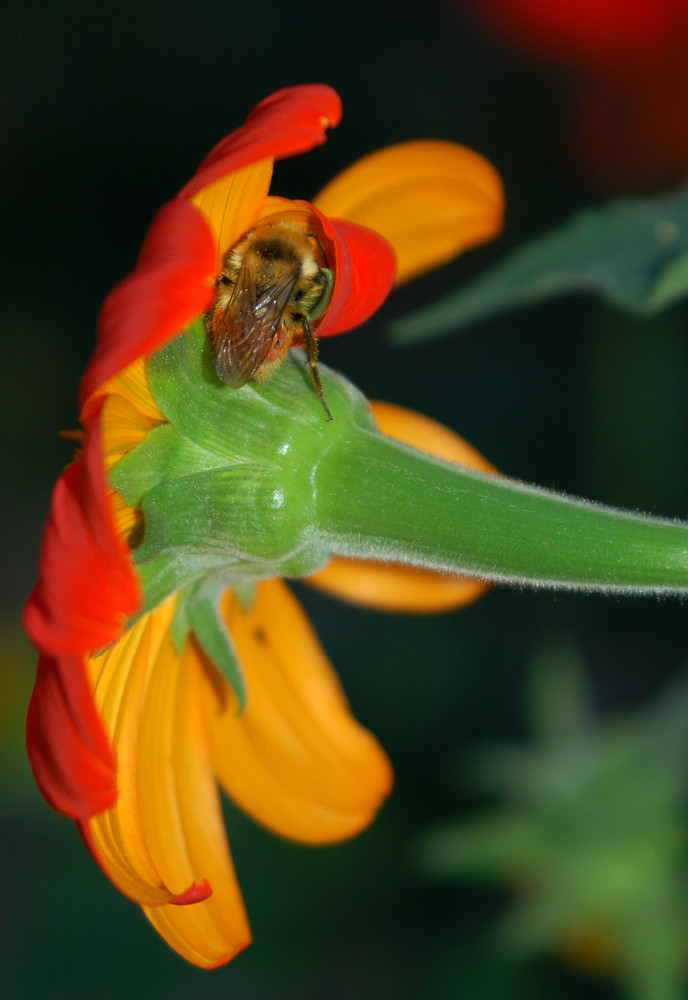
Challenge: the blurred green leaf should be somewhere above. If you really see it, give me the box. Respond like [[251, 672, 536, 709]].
[[525, 635, 591, 744], [414, 652, 688, 999], [389, 183, 688, 344], [186, 576, 246, 711]]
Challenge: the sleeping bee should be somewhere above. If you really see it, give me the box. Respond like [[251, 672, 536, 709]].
[[205, 221, 335, 420]]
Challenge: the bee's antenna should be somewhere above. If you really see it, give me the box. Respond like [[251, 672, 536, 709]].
[[301, 316, 333, 421]]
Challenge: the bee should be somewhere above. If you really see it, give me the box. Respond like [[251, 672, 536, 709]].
[[205, 221, 335, 420]]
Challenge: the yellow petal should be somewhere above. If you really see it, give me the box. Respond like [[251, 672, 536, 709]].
[[106, 489, 143, 544], [84, 598, 250, 967], [94, 356, 164, 431], [142, 636, 251, 967], [99, 364, 162, 540], [190, 158, 274, 261], [85, 602, 185, 904], [371, 400, 498, 470], [205, 579, 393, 844], [313, 140, 504, 285], [100, 393, 157, 473], [257, 195, 318, 226], [306, 560, 488, 613], [307, 401, 497, 613]]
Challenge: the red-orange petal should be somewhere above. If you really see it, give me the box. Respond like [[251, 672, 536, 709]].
[[168, 880, 213, 906], [316, 212, 397, 338], [251, 196, 397, 340], [23, 407, 141, 655], [179, 85, 342, 200], [26, 652, 117, 819], [79, 200, 217, 418], [474, 0, 683, 69]]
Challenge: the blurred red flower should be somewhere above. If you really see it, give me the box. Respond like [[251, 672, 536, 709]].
[[468, 0, 688, 190]]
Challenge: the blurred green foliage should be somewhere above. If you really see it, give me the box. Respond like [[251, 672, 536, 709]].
[[415, 639, 688, 999], [390, 182, 688, 344]]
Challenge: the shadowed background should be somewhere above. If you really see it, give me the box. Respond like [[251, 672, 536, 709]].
[[3, 2, 688, 998]]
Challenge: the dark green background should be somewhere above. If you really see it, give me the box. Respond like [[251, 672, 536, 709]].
[[3, 2, 688, 998]]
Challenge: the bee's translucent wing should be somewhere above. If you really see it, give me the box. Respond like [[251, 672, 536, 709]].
[[210, 266, 299, 387]]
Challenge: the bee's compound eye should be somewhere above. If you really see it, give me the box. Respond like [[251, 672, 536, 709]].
[[218, 274, 233, 286]]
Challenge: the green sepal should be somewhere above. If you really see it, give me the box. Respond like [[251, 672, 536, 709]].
[[186, 575, 247, 712], [163, 577, 249, 710], [135, 549, 241, 616], [169, 585, 192, 654], [134, 458, 332, 581], [390, 182, 688, 344], [110, 412, 243, 510], [147, 319, 375, 441], [125, 321, 375, 601], [226, 580, 257, 613], [110, 423, 180, 508]]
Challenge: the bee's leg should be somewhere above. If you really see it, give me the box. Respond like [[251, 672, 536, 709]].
[[301, 315, 333, 421]]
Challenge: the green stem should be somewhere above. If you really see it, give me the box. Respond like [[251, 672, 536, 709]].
[[315, 429, 688, 594], [128, 327, 688, 599]]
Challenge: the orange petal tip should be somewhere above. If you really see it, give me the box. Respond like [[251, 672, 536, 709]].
[[314, 139, 504, 286], [170, 879, 213, 906]]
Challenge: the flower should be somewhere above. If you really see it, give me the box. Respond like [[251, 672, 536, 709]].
[[463, 0, 688, 191], [24, 85, 504, 967], [471, 0, 688, 69]]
